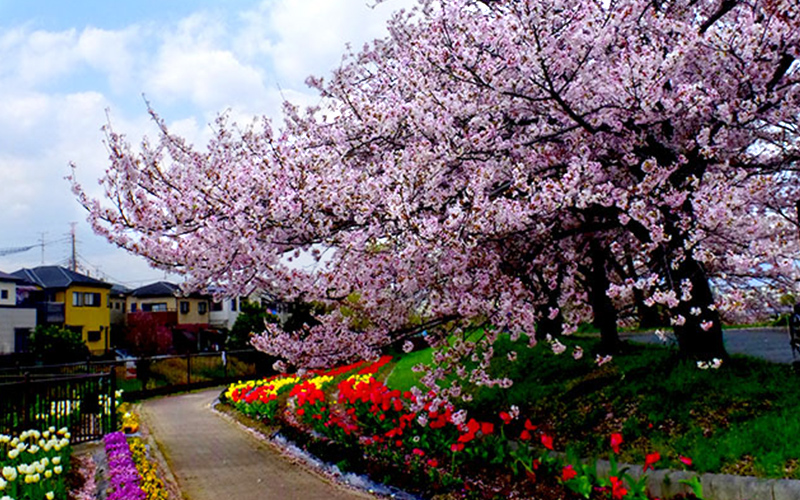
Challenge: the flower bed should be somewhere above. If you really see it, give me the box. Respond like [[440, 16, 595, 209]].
[[103, 402, 170, 500], [0, 427, 71, 500], [222, 356, 705, 499], [104, 432, 146, 500], [128, 438, 168, 500]]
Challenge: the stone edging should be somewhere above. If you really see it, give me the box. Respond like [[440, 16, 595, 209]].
[[594, 460, 800, 500]]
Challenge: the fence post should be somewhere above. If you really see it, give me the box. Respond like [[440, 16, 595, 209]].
[[110, 367, 117, 433], [186, 352, 191, 386], [22, 372, 30, 431]]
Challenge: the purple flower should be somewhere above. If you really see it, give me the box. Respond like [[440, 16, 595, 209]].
[[104, 432, 146, 500]]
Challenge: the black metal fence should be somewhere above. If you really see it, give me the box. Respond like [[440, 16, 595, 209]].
[[0, 349, 272, 401], [0, 371, 116, 444]]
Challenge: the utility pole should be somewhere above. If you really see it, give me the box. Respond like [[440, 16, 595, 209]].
[[39, 232, 46, 265], [70, 223, 77, 272]]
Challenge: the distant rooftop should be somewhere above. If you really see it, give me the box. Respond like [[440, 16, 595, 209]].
[[11, 266, 112, 289], [130, 281, 180, 298], [131, 281, 209, 299], [110, 283, 131, 296], [0, 271, 24, 282]]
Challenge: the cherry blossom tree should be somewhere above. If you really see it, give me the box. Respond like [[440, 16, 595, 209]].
[[73, 0, 800, 393]]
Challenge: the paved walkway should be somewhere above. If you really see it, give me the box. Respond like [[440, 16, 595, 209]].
[[140, 388, 375, 500], [623, 327, 796, 364]]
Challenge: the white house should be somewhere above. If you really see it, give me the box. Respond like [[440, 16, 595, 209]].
[[0, 271, 37, 354]]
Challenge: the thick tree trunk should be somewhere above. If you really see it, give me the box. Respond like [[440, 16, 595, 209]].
[[624, 255, 665, 330], [589, 239, 620, 354], [669, 255, 727, 360]]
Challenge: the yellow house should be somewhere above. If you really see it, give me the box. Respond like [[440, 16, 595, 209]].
[[12, 266, 112, 355], [127, 281, 211, 326]]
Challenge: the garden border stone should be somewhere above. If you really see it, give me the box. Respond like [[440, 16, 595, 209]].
[[595, 459, 800, 500]]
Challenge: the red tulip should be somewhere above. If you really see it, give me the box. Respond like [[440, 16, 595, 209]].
[[610, 433, 623, 454], [561, 465, 577, 482], [644, 452, 661, 471], [541, 434, 553, 450], [610, 476, 628, 499]]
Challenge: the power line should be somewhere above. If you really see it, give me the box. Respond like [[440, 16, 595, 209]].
[[0, 245, 35, 257]]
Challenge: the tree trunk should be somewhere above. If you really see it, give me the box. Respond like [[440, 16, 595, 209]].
[[535, 292, 563, 341], [669, 254, 727, 360], [589, 239, 620, 354], [624, 255, 665, 329]]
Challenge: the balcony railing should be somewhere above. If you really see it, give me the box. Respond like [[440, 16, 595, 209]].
[[37, 302, 65, 324]]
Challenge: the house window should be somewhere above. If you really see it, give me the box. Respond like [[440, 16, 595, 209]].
[[74, 292, 101, 307], [87, 330, 101, 342], [180, 301, 190, 314], [131, 303, 137, 312], [1, 290, 8, 300], [198, 302, 207, 315], [83, 293, 101, 307], [142, 302, 168, 312], [211, 301, 223, 312]]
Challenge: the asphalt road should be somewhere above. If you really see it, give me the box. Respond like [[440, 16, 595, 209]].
[[622, 327, 797, 364]]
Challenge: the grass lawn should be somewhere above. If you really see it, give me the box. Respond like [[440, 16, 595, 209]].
[[386, 334, 800, 478]]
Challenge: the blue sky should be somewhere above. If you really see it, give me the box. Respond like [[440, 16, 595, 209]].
[[0, 0, 413, 287]]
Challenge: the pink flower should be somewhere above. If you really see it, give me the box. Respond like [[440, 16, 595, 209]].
[[679, 455, 693, 467]]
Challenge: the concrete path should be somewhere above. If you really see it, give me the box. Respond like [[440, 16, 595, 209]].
[[623, 327, 797, 364], [140, 388, 375, 500]]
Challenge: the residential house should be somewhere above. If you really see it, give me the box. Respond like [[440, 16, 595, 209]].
[[208, 289, 293, 334], [209, 295, 241, 331], [0, 271, 37, 354], [11, 266, 112, 355], [127, 282, 218, 352], [109, 284, 130, 348]]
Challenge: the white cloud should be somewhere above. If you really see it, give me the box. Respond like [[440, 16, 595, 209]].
[[13, 29, 81, 86], [77, 26, 142, 93], [260, 0, 415, 84], [0, 0, 415, 283]]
